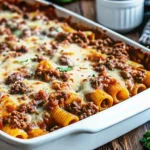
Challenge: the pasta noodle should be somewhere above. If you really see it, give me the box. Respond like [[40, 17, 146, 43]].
[[131, 83, 146, 96], [143, 71, 150, 87], [86, 90, 113, 111], [2, 126, 28, 139], [127, 60, 144, 69], [61, 23, 76, 32], [83, 31, 95, 40], [0, 96, 16, 117], [28, 128, 48, 138], [65, 92, 83, 105], [105, 83, 129, 104], [51, 107, 79, 126]]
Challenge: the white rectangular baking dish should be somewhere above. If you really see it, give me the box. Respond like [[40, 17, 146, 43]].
[[0, 0, 150, 150]]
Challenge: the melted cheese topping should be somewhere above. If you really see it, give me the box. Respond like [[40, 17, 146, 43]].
[[0, 2, 148, 139]]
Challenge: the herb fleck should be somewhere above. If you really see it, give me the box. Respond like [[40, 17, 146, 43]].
[[57, 66, 72, 72], [19, 59, 29, 63], [92, 74, 96, 77]]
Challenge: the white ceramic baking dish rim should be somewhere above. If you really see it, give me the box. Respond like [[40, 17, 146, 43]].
[[0, 0, 150, 148]]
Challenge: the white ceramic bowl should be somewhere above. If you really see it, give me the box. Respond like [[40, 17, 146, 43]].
[[96, 0, 144, 33]]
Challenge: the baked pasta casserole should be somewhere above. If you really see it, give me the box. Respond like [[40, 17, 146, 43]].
[[0, 0, 149, 139]]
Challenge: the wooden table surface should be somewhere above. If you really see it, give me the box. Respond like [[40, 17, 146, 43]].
[[54, 0, 150, 149]]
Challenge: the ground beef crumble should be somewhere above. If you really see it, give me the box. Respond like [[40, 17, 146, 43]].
[[51, 81, 69, 90], [50, 125, 61, 132], [43, 112, 55, 129], [92, 55, 127, 72], [14, 45, 28, 53], [60, 72, 70, 81], [69, 31, 89, 47], [111, 42, 129, 59], [55, 31, 89, 47], [132, 68, 146, 83], [120, 70, 132, 79], [66, 101, 98, 120], [10, 81, 28, 94], [59, 55, 74, 66], [35, 68, 60, 82], [93, 64, 106, 74], [90, 38, 114, 53], [55, 32, 69, 43], [31, 55, 45, 62], [120, 67, 146, 83], [105, 57, 116, 70], [90, 76, 116, 89], [35, 68, 70, 82], [45, 91, 68, 111], [105, 55, 127, 70], [5, 72, 24, 85], [18, 91, 48, 113], [90, 38, 113, 46], [3, 111, 29, 129], [18, 101, 37, 114], [34, 90, 48, 101]]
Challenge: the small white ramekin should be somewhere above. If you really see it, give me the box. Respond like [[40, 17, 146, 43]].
[[96, 0, 144, 33]]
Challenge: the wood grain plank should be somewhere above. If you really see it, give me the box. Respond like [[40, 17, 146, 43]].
[[98, 125, 147, 150], [123, 127, 144, 150], [122, 28, 141, 43], [97, 143, 113, 150], [144, 121, 150, 131], [80, 0, 96, 21], [61, 0, 82, 15], [123, 32, 140, 42]]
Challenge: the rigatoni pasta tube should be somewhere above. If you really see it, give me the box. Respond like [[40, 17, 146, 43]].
[[37, 60, 53, 81], [143, 71, 150, 87], [51, 107, 79, 126], [88, 50, 106, 62], [83, 31, 95, 40], [2, 126, 28, 139], [131, 83, 146, 96], [28, 128, 48, 138], [65, 92, 83, 105], [61, 23, 76, 32], [105, 83, 129, 104], [0, 96, 16, 117], [87, 89, 113, 111], [127, 60, 144, 69]]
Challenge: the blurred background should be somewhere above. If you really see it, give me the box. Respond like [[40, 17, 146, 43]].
[[49, 0, 150, 47]]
